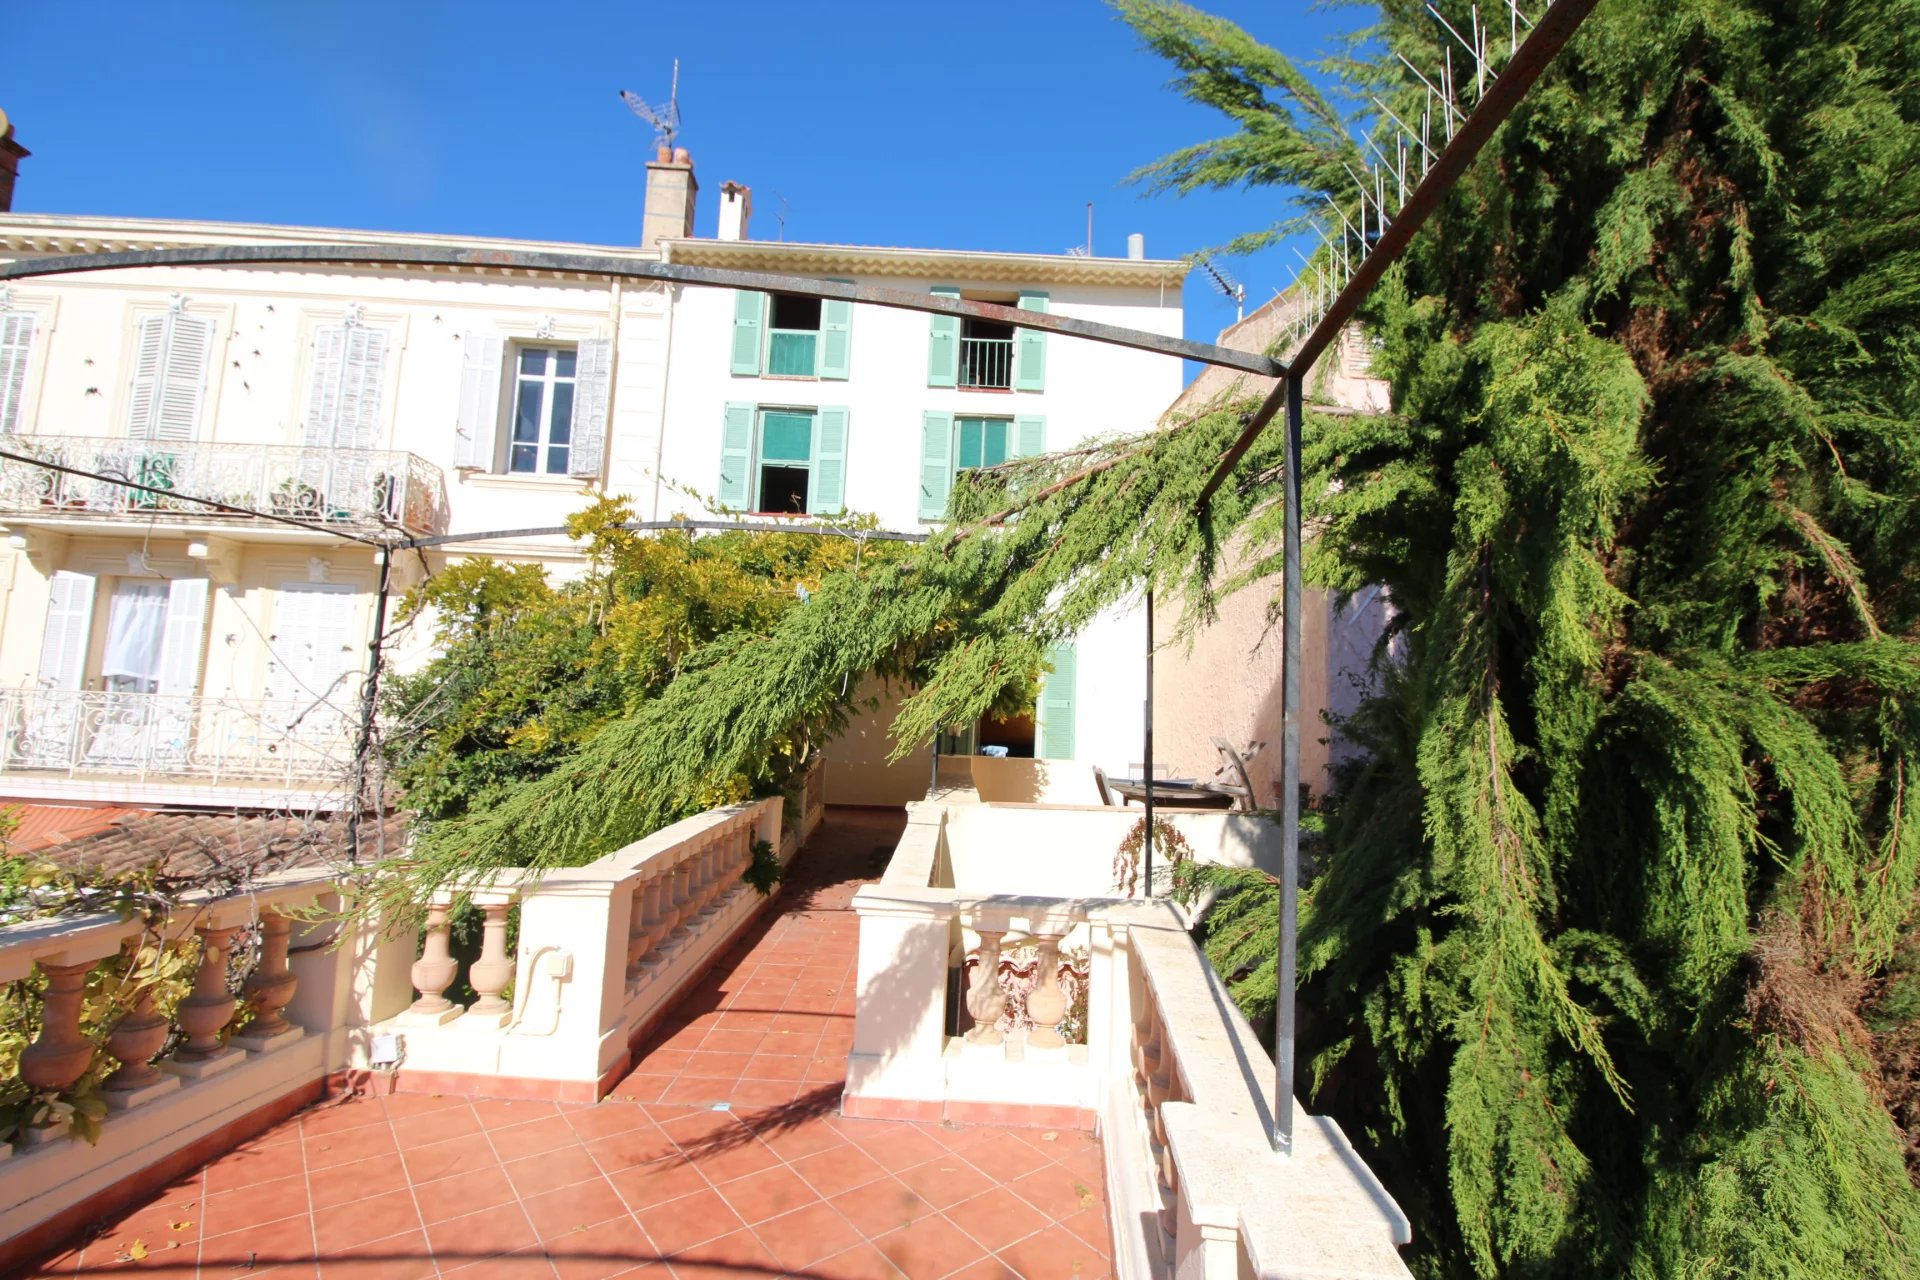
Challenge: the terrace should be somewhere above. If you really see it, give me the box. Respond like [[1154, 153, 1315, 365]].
[[1, 783, 1410, 1279]]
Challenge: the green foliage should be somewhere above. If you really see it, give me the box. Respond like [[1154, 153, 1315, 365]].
[[1116, 0, 1920, 1275]]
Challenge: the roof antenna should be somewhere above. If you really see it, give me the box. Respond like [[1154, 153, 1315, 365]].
[[774, 193, 790, 242], [618, 59, 683, 152], [1066, 201, 1094, 257], [1200, 257, 1246, 322]]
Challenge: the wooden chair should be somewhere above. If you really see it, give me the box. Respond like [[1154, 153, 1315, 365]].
[[1091, 764, 1116, 806]]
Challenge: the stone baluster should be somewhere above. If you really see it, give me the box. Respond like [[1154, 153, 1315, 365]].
[[625, 872, 654, 984], [236, 910, 301, 1051], [667, 855, 697, 937], [1026, 933, 1068, 1048], [19, 958, 99, 1141], [164, 924, 244, 1076], [103, 976, 180, 1110], [463, 900, 515, 1026], [403, 903, 461, 1024], [641, 867, 674, 951], [698, 837, 726, 913], [964, 928, 1008, 1045]]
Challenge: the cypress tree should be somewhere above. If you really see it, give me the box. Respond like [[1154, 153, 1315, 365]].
[[1120, 0, 1920, 1274]]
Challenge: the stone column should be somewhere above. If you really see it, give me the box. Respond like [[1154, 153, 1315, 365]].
[[162, 925, 245, 1078], [103, 980, 181, 1111], [19, 959, 98, 1141], [1026, 934, 1068, 1048], [625, 873, 653, 985], [964, 929, 1008, 1045], [463, 901, 514, 1026], [235, 910, 302, 1051], [402, 903, 461, 1024]]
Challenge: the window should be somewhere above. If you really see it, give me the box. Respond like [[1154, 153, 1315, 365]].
[[958, 317, 1014, 390], [304, 319, 390, 450], [455, 334, 611, 479], [508, 346, 576, 474], [128, 307, 215, 441], [729, 290, 851, 380], [955, 417, 1011, 471], [917, 412, 1046, 521], [928, 288, 1047, 391], [0, 310, 38, 434], [718, 403, 850, 516]]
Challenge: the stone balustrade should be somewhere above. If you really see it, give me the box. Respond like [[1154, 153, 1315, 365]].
[[369, 797, 786, 1100], [0, 869, 333, 1154], [847, 799, 1416, 1280]]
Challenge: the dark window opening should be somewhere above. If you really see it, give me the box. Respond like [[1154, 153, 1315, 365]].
[[758, 464, 810, 514], [770, 294, 822, 331], [959, 317, 1015, 390]]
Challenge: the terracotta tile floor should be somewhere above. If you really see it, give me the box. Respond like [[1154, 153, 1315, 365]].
[[26, 808, 1116, 1279]]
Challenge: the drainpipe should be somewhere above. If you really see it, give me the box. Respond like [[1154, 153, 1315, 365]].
[[346, 543, 393, 865], [597, 280, 623, 483]]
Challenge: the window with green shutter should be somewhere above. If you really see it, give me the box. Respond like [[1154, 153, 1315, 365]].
[[955, 417, 1010, 471], [719, 405, 852, 515], [1015, 290, 1048, 392], [927, 287, 961, 387], [1037, 642, 1077, 759], [919, 411, 955, 521], [730, 291, 765, 375]]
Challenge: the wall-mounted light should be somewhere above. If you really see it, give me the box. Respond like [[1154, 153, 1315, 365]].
[[187, 540, 211, 559]]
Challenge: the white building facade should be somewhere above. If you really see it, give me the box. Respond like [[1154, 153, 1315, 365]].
[[0, 162, 1189, 814]]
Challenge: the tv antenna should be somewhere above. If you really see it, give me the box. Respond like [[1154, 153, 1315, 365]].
[[618, 59, 683, 152], [1199, 257, 1246, 321]]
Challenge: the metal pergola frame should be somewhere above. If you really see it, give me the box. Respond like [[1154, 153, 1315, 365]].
[[0, 0, 1592, 1156]]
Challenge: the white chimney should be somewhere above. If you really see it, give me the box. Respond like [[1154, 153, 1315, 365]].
[[718, 181, 752, 241], [1127, 233, 1145, 260]]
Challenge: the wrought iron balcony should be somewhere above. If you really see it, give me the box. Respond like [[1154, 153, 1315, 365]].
[[0, 687, 359, 787], [959, 336, 1014, 389], [0, 435, 449, 535]]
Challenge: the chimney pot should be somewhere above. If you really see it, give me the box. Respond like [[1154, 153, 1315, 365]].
[[672, 147, 691, 164], [1127, 233, 1145, 260]]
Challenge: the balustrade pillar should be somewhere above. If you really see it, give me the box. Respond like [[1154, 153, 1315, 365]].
[[464, 902, 514, 1025], [964, 929, 1008, 1045], [403, 903, 461, 1024], [19, 959, 98, 1140], [103, 979, 181, 1110], [626, 872, 655, 984], [667, 857, 696, 937], [162, 924, 244, 1077], [236, 910, 301, 1051], [1026, 933, 1068, 1048]]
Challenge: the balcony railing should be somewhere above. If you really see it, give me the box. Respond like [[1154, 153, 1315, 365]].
[[0, 687, 359, 787], [959, 336, 1014, 389], [0, 435, 449, 535], [766, 328, 818, 377]]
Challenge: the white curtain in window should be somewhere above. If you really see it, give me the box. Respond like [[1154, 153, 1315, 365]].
[[101, 582, 168, 693]]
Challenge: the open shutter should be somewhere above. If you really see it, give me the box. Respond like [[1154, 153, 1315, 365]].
[[153, 314, 213, 442], [1015, 291, 1048, 392], [339, 325, 390, 450], [919, 411, 954, 521], [1037, 641, 1077, 760], [268, 585, 358, 708], [1014, 415, 1047, 459], [569, 337, 613, 478], [818, 282, 852, 381], [126, 316, 166, 438], [718, 402, 755, 510], [38, 571, 96, 691], [809, 406, 849, 515], [156, 578, 209, 697], [0, 311, 37, 434], [454, 332, 505, 468], [730, 291, 764, 376], [927, 287, 960, 388]]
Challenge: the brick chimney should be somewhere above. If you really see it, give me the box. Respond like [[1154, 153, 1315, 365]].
[[717, 182, 751, 241], [0, 109, 29, 213], [642, 146, 698, 250]]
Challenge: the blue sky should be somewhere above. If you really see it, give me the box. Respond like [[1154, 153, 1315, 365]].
[[7, 1, 1367, 343]]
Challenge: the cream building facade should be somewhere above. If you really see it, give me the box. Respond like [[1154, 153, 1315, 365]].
[[0, 158, 1198, 816]]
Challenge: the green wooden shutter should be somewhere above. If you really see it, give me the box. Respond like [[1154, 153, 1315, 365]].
[[1038, 642, 1076, 759], [810, 406, 849, 514], [1015, 290, 1048, 392], [730, 291, 764, 376], [718, 402, 755, 509], [919, 410, 954, 521], [1014, 415, 1046, 459], [819, 280, 852, 380], [927, 286, 960, 388]]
